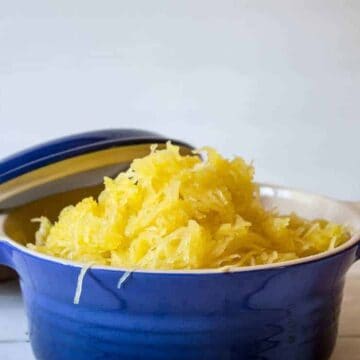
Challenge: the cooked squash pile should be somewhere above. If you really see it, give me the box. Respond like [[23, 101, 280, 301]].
[[28, 143, 350, 269]]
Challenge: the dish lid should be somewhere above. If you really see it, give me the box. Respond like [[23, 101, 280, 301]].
[[0, 129, 193, 210]]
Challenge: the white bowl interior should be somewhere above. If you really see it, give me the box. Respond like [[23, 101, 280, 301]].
[[260, 184, 360, 230]]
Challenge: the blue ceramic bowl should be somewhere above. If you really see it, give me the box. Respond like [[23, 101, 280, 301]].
[[0, 184, 359, 360]]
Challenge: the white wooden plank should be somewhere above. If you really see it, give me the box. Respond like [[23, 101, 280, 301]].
[[0, 342, 33, 360], [0, 281, 28, 342], [332, 338, 360, 360], [349, 262, 360, 275], [339, 275, 360, 337]]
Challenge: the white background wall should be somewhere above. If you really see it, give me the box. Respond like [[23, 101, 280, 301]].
[[1, 0, 359, 200]]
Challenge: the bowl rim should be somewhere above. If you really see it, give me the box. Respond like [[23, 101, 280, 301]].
[[1, 183, 360, 274]]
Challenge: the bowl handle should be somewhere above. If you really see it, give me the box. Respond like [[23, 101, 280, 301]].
[[0, 239, 14, 269]]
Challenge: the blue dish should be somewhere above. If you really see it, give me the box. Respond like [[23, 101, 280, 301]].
[[0, 129, 165, 184], [0, 129, 192, 209], [0, 130, 359, 360]]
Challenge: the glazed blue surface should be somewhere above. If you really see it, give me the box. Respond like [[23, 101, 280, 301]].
[[0, 239, 358, 360], [0, 129, 187, 184]]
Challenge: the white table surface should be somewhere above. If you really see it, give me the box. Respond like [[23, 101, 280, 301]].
[[1, 268, 360, 360]]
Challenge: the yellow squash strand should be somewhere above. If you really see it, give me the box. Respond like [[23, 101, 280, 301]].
[[28, 143, 350, 269]]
